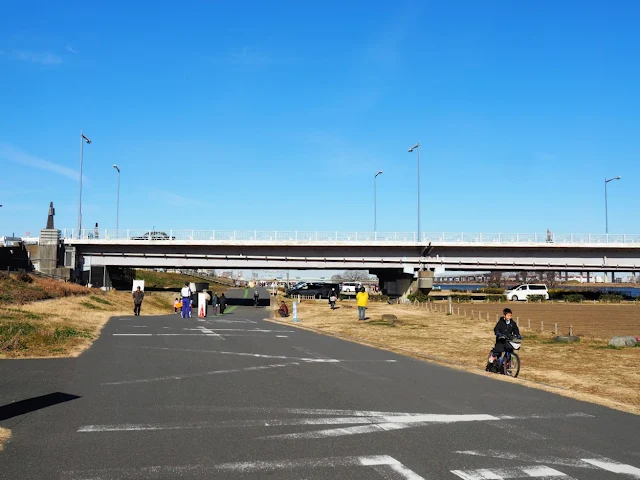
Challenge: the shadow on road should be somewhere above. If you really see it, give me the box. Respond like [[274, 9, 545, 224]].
[[0, 392, 81, 421]]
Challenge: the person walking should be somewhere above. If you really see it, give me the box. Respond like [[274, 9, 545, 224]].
[[356, 286, 368, 321], [173, 298, 180, 314], [212, 292, 219, 315], [132, 286, 144, 316], [254, 289, 260, 308], [219, 293, 227, 314], [180, 282, 192, 318]]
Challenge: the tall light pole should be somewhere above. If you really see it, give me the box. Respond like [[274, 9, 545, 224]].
[[408, 142, 421, 241], [605, 176, 621, 234], [113, 165, 121, 231], [78, 131, 92, 237], [374, 170, 383, 232]]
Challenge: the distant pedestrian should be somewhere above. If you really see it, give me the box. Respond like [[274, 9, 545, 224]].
[[356, 286, 368, 321], [219, 293, 227, 314], [546, 229, 553, 243], [132, 286, 144, 316], [173, 298, 180, 314], [212, 292, 219, 315], [254, 289, 260, 307], [180, 282, 192, 318], [329, 288, 338, 310]]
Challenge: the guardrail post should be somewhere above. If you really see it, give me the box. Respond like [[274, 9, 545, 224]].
[[316, 232, 318, 241], [254, 229, 257, 240], [498, 233, 501, 243], [212, 230, 216, 240], [588, 234, 591, 243], [295, 231, 298, 241], [191, 230, 194, 240], [355, 232, 358, 241], [571, 233, 574, 243], [126, 229, 129, 240], [623, 234, 626, 243], [516, 233, 519, 242], [414, 232, 416, 242], [233, 230, 236, 241], [275, 231, 278, 241]]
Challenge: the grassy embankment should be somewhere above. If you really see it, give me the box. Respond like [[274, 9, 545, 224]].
[[134, 269, 231, 292], [270, 296, 640, 415], [0, 273, 177, 359]]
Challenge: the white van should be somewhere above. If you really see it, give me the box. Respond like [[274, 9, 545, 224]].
[[505, 284, 549, 301], [340, 282, 362, 293]]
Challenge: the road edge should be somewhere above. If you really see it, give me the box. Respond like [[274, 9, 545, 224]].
[[265, 317, 640, 417]]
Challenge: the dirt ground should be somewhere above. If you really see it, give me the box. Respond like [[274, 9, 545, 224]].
[[437, 301, 640, 338], [270, 297, 640, 415]]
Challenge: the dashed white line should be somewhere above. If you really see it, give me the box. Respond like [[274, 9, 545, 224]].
[[112, 334, 152, 336], [117, 345, 397, 364]]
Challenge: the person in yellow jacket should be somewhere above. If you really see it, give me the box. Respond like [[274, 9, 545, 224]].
[[356, 287, 369, 320]]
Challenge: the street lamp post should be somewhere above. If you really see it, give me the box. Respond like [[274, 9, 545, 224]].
[[374, 170, 383, 232], [408, 142, 421, 241], [78, 131, 92, 237], [113, 165, 121, 231], [605, 176, 621, 234]]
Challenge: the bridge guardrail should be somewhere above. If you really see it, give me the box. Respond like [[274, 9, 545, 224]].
[[60, 229, 640, 245]]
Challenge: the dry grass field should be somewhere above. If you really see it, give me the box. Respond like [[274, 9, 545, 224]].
[[0, 427, 10, 451], [0, 290, 174, 358], [442, 301, 640, 338], [270, 297, 640, 415]]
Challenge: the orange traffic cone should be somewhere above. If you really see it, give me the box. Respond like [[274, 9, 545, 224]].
[[199, 303, 205, 318]]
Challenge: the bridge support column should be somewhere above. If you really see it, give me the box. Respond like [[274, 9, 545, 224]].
[[586, 272, 591, 283], [371, 269, 434, 299]]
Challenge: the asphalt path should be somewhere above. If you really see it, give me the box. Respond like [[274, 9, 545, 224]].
[[1, 287, 639, 479]]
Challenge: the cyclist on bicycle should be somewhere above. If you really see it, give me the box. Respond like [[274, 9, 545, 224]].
[[487, 308, 521, 369]]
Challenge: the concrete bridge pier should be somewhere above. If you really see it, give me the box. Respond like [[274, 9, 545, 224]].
[[372, 268, 434, 298]]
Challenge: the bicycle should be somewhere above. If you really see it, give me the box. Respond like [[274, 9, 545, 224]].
[[486, 335, 521, 378]]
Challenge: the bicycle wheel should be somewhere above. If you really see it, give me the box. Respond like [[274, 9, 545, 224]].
[[503, 352, 520, 378]]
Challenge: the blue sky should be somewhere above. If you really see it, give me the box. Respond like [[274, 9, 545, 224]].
[[1, 1, 639, 238]]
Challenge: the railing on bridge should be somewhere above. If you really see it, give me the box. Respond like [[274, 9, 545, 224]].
[[60, 229, 640, 245]]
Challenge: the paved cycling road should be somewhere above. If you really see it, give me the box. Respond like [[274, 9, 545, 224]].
[[1, 288, 639, 479]]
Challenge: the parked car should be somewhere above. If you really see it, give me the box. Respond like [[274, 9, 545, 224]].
[[287, 282, 340, 299], [504, 284, 549, 301], [131, 231, 176, 241]]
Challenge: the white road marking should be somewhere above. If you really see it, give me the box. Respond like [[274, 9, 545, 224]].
[[64, 455, 426, 480], [78, 414, 496, 432], [276, 335, 288, 338], [456, 451, 599, 470], [451, 465, 573, 479], [117, 345, 397, 363], [112, 334, 152, 336], [101, 363, 296, 386], [582, 458, 640, 477]]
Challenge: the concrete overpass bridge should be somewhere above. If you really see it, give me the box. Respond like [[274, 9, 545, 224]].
[[62, 229, 640, 296]]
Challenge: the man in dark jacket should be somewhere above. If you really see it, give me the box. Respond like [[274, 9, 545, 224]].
[[488, 308, 520, 367], [219, 293, 227, 314], [132, 286, 144, 316]]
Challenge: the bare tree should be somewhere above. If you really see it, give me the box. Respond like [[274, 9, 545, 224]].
[[488, 271, 503, 288], [544, 271, 558, 289], [334, 270, 369, 282], [518, 271, 528, 283]]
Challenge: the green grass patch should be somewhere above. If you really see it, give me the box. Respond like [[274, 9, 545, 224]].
[[365, 320, 397, 327], [54, 327, 93, 339], [80, 301, 103, 310], [89, 295, 112, 305], [0, 322, 37, 338]]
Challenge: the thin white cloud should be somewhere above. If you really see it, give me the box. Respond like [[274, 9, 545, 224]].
[[66, 44, 78, 54], [14, 50, 63, 65], [0, 144, 84, 182]]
